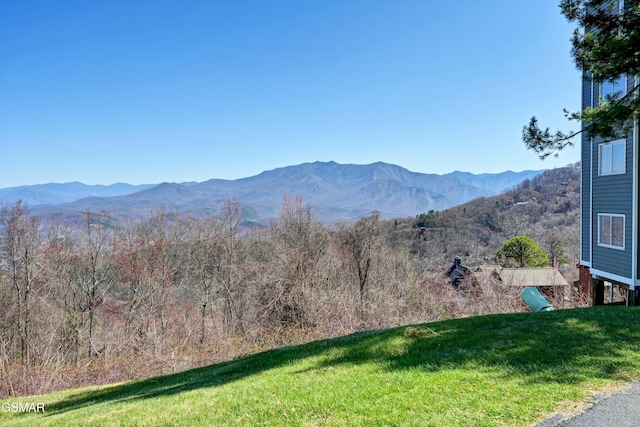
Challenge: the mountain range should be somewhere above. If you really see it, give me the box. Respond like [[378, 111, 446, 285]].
[[1, 162, 544, 224]]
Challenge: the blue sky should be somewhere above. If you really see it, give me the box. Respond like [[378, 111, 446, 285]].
[[1, 0, 581, 187]]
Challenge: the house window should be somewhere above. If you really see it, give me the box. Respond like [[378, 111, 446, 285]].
[[598, 214, 625, 249], [600, 75, 626, 103], [599, 139, 625, 175]]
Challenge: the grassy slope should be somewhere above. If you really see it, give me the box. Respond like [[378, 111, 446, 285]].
[[3, 306, 640, 427]]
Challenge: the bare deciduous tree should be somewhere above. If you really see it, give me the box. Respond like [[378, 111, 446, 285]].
[[218, 197, 246, 335], [74, 211, 117, 357], [0, 201, 42, 365], [260, 195, 327, 327], [338, 211, 381, 306], [180, 215, 223, 344]]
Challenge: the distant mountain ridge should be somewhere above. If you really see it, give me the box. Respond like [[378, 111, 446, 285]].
[[0, 181, 196, 207], [2, 162, 545, 223]]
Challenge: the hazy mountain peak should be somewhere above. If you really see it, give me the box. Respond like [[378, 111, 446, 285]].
[[5, 161, 547, 224]]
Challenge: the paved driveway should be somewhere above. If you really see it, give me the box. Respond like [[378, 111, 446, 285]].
[[536, 381, 640, 427]]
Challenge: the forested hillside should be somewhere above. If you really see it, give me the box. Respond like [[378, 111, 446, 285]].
[[402, 162, 580, 273], [0, 164, 579, 397]]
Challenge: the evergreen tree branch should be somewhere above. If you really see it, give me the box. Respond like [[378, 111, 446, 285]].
[[524, 80, 640, 159]]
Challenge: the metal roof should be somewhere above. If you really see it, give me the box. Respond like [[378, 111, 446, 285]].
[[475, 266, 569, 287]]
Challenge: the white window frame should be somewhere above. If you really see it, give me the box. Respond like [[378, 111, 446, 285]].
[[600, 75, 627, 104], [598, 213, 625, 250], [599, 139, 626, 175]]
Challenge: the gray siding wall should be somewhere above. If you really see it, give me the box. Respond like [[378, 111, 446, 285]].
[[581, 1, 636, 283], [591, 131, 634, 279], [581, 75, 592, 263], [633, 75, 640, 281]]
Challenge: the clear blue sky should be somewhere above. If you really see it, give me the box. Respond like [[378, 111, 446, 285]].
[[0, 0, 581, 187]]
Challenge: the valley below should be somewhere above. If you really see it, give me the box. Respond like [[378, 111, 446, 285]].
[[0, 161, 579, 400]]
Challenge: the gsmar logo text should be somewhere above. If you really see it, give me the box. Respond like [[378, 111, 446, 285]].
[[1, 402, 45, 412]]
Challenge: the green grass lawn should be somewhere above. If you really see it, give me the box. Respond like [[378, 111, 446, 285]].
[[3, 306, 640, 426]]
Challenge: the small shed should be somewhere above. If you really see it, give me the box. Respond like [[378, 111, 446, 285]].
[[444, 258, 569, 298], [475, 265, 569, 289]]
